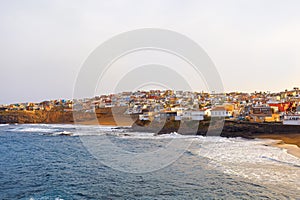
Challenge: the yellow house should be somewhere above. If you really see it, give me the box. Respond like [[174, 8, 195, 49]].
[[264, 114, 281, 122]]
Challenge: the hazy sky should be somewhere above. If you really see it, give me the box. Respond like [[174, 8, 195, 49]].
[[1, 0, 300, 104]]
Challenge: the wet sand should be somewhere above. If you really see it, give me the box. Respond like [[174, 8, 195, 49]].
[[257, 134, 300, 147], [274, 143, 300, 158], [257, 134, 300, 158]]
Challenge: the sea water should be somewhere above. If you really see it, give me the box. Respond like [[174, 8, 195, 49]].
[[0, 124, 299, 199]]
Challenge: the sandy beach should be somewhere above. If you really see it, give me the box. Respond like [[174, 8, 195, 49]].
[[274, 143, 300, 158], [257, 134, 300, 147], [257, 134, 300, 158]]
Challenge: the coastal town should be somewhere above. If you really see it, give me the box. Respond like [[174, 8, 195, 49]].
[[1, 87, 300, 125]]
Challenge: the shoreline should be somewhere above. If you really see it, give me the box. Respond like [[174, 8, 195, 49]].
[[273, 142, 300, 159], [2, 121, 300, 158], [256, 134, 300, 159], [260, 139, 300, 159], [1, 108, 300, 159], [89, 119, 300, 158], [256, 134, 300, 148]]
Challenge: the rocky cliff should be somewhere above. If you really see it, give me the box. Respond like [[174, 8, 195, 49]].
[[132, 119, 300, 138], [0, 107, 135, 125], [0, 110, 94, 124]]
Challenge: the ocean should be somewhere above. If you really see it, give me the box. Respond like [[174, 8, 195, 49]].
[[0, 124, 299, 199]]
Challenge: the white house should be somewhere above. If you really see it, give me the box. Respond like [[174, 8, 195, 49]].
[[176, 110, 205, 121], [283, 115, 300, 125], [211, 106, 233, 117]]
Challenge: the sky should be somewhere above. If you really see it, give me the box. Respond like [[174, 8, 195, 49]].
[[0, 0, 300, 104]]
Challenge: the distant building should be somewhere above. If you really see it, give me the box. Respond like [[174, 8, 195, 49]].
[[139, 112, 152, 121], [211, 106, 232, 117], [251, 106, 273, 122], [283, 114, 300, 125], [175, 110, 205, 121]]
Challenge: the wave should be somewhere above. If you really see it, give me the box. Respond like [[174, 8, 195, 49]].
[[115, 132, 189, 140], [52, 131, 74, 136], [29, 195, 65, 200], [9, 127, 59, 133], [260, 155, 300, 168], [193, 137, 300, 187], [6, 124, 127, 136]]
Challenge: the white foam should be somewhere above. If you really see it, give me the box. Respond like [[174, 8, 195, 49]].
[[115, 132, 204, 140], [6, 124, 127, 136], [10, 127, 58, 133], [118, 132, 184, 139], [193, 137, 300, 188], [29, 197, 64, 200]]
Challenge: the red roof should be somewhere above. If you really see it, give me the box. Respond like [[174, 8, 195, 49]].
[[268, 102, 290, 112]]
